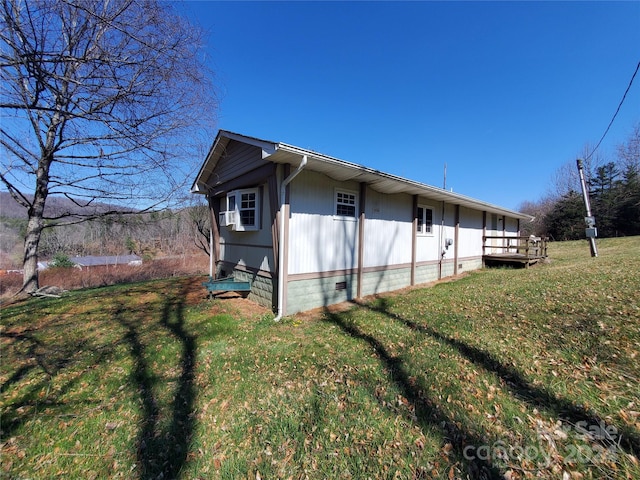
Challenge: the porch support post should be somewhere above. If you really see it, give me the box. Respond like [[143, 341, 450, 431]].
[[208, 194, 221, 278], [357, 182, 366, 298], [502, 215, 506, 239], [280, 164, 291, 316], [268, 167, 280, 310], [268, 169, 279, 275], [411, 195, 418, 286], [454, 205, 460, 275], [482, 211, 487, 267]]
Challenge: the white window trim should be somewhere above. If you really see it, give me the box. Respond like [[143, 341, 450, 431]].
[[225, 188, 260, 231], [333, 188, 358, 221], [417, 204, 435, 236]]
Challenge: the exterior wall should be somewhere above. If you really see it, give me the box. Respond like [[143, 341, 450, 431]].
[[363, 189, 413, 268], [230, 268, 274, 310], [287, 266, 412, 314], [213, 140, 267, 185], [454, 206, 485, 272], [414, 200, 442, 263], [217, 180, 275, 310], [211, 158, 523, 316], [486, 212, 501, 254], [359, 265, 412, 297], [438, 203, 458, 264], [414, 261, 440, 285], [505, 216, 520, 236], [457, 207, 484, 259], [287, 270, 357, 314], [218, 182, 274, 273], [288, 170, 360, 274], [284, 172, 516, 315]]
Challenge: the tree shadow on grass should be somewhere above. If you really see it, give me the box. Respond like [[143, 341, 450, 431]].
[[114, 281, 197, 480], [2, 280, 199, 479], [323, 309, 504, 480], [0, 325, 109, 440], [354, 297, 640, 458]]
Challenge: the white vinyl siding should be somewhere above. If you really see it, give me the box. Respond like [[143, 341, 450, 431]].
[[363, 189, 413, 268], [457, 207, 484, 259], [289, 171, 359, 274]]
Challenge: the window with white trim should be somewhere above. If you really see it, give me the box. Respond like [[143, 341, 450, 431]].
[[417, 205, 434, 235], [335, 190, 357, 218], [224, 188, 260, 231]]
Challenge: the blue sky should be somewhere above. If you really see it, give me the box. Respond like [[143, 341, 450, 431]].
[[178, 1, 640, 210]]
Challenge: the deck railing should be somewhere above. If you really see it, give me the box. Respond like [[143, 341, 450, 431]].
[[482, 235, 549, 259]]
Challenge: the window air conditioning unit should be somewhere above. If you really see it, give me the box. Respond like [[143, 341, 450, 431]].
[[219, 211, 237, 229]]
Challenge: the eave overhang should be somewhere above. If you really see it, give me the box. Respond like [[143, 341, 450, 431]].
[[192, 131, 533, 221], [191, 130, 278, 193]]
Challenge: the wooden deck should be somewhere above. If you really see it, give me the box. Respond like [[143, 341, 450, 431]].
[[482, 236, 548, 268]]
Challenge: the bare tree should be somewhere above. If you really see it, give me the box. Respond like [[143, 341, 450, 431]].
[[0, 0, 216, 293], [517, 196, 556, 236], [617, 122, 640, 171], [549, 145, 606, 200], [190, 204, 211, 257]]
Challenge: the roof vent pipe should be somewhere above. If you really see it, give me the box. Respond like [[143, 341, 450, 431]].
[[274, 155, 307, 321]]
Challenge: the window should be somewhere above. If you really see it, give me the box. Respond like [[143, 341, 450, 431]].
[[335, 190, 357, 218], [417, 205, 433, 235], [239, 191, 256, 227], [224, 188, 260, 231]]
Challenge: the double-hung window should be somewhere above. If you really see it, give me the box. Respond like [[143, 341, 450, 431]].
[[417, 205, 434, 235], [238, 190, 257, 228], [224, 188, 260, 231], [335, 190, 357, 218]]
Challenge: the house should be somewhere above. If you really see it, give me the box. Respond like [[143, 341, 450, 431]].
[[192, 130, 533, 318], [70, 255, 143, 268]]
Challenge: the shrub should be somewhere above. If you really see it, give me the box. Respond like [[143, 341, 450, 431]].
[[49, 253, 76, 268]]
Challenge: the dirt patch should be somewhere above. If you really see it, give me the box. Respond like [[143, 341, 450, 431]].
[[186, 277, 271, 319]]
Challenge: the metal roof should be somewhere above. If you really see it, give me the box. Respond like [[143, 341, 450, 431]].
[[193, 130, 533, 221], [70, 255, 142, 267]]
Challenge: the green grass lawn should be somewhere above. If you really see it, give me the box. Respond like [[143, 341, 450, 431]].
[[2, 237, 639, 479]]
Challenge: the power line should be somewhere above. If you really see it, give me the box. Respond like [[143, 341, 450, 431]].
[[585, 60, 640, 162]]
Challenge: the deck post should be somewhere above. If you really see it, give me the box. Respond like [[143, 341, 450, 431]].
[[482, 211, 487, 267]]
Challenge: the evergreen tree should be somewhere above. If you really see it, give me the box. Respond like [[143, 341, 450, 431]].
[[543, 191, 585, 241], [616, 163, 640, 235], [590, 162, 620, 237]]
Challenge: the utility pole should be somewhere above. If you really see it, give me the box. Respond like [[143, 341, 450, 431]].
[[576, 159, 598, 257]]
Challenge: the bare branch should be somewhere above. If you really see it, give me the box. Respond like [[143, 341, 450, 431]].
[[0, 0, 217, 292]]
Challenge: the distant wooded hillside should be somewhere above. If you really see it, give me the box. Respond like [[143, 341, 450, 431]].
[[0, 191, 134, 219], [0, 192, 209, 269]]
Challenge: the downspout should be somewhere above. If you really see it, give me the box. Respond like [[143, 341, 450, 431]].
[[274, 155, 308, 321]]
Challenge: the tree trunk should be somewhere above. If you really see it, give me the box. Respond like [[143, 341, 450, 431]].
[[22, 212, 44, 293], [22, 162, 50, 294]]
